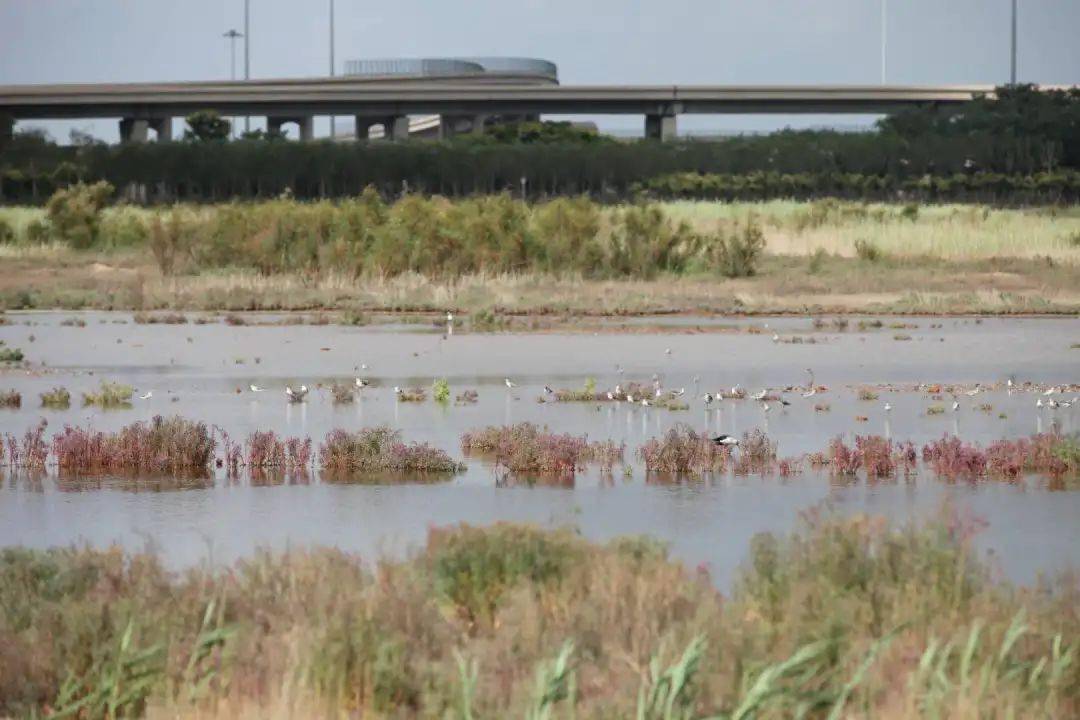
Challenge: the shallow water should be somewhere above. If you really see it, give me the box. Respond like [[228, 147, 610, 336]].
[[1, 311, 1078, 588]]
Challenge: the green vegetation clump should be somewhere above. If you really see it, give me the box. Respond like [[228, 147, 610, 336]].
[[81, 380, 134, 408], [44, 181, 113, 249], [40, 387, 71, 408], [0, 347, 24, 363], [319, 426, 463, 475], [432, 378, 451, 404], [0, 512, 1075, 718], [0, 389, 21, 408]]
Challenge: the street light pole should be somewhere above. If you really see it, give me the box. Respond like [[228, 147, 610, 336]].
[[1010, 0, 1018, 84], [224, 30, 243, 138], [329, 0, 336, 139], [880, 0, 887, 85], [244, 0, 250, 133]]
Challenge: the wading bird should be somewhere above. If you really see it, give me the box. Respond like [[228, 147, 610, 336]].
[[544, 385, 555, 396], [355, 378, 369, 388], [965, 385, 981, 397], [702, 393, 714, 405], [286, 385, 308, 402], [249, 384, 265, 392], [505, 378, 517, 389], [1043, 387, 1058, 396], [952, 400, 960, 412], [710, 434, 739, 446], [751, 389, 768, 401], [139, 391, 152, 400], [884, 402, 892, 412]]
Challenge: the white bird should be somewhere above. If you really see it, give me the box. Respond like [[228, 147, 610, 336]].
[[641, 398, 650, 407], [614, 384, 622, 396], [1048, 398, 1061, 409], [360, 363, 368, 371], [139, 391, 152, 400], [669, 388, 685, 398], [751, 389, 768, 401], [1043, 387, 1058, 396], [627, 394, 635, 403], [446, 312, 454, 323], [1036, 398, 1044, 408], [393, 386, 403, 396], [772, 333, 780, 343], [964, 385, 981, 397], [285, 385, 308, 401], [802, 387, 817, 398], [665, 348, 672, 355], [884, 402, 892, 412], [1007, 379, 1014, 389], [355, 378, 369, 388], [250, 384, 265, 393], [655, 387, 663, 398], [505, 378, 517, 389], [761, 402, 772, 412], [607, 391, 615, 401], [951, 401, 960, 412], [731, 384, 741, 396], [711, 434, 739, 446]]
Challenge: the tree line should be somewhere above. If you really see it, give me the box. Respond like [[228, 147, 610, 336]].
[[1, 84, 1076, 205]]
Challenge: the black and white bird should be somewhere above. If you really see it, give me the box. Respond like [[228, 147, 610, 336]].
[[139, 391, 152, 400], [702, 393, 714, 405], [778, 398, 791, 407], [751, 389, 768, 401], [710, 434, 739, 447], [669, 388, 685, 398], [285, 385, 308, 402], [544, 385, 555, 396], [355, 378, 369, 389]]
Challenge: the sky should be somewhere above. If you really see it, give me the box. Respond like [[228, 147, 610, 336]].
[[1, 0, 1078, 142]]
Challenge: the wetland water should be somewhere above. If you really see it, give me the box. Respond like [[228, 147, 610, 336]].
[[0, 311, 1078, 588]]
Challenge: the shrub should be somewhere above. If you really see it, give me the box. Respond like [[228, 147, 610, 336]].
[[81, 380, 134, 408], [244, 430, 312, 470], [320, 427, 463, 475], [40, 387, 71, 408], [44, 181, 113, 249], [432, 378, 451, 404], [0, 389, 21, 408], [51, 416, 216, 474], [0, 347, 25, 363], [461, 423, 623, 476], [854, 238, 883, 262], [0, 217, 14, 245], [426, 523, 581, 625], [133, 312, 188, 324], [638, 424, 731, 474], [148, 208, 198, 276], [330, 384, 355, 404], [705, 217, 766, 278]]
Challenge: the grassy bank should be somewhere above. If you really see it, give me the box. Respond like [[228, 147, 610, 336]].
[[1, 197, 1078, 315], [0, 512, 1075, 718]]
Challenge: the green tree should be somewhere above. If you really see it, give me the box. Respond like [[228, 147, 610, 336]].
[[184, 110, 231, 142]]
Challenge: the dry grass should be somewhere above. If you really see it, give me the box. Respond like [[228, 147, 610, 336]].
[[3, 202, 1080, 315], [0, 511, 1075, 719], [662, 200, 1080, 262]]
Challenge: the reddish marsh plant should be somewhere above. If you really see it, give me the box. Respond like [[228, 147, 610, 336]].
[[462, 423, 622, 476], [52, 416, 214, 474]]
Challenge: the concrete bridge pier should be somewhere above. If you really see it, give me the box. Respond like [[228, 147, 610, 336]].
[[355, 115, 409, 141], [439, 113, 488, 139], [268, 115, 314, 141], [119, 118, 150, 144], [645, 113, 677, 142], [150, 117, 172, 142], [0, 113, 13, 145]]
